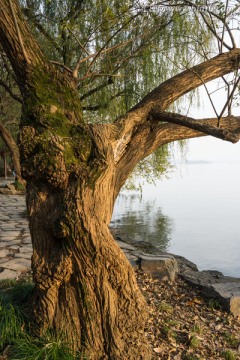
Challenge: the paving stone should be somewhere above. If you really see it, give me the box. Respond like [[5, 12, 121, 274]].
[[0, 249, 10, 257], [7, 245, 20, 251], [22, 238, 32, 244], [2, 258, 31, 271], [0, 231, 20, 237], [0, 225, 18, 230], [0, 257, 9, 264], [15, 253, 32, 260], [0, 268, 21, 280], [20, 245, 33, 253], [0, 240, 22, 246]]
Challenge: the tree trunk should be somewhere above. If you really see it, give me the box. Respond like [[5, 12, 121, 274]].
[[26, 178, 150, 359], [16, 63, 151, 358], [3, 151, 7, 178], [0, 121, 23, 182]]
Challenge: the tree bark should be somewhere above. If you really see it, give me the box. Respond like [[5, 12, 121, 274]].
[[0, 121, 23, 181]]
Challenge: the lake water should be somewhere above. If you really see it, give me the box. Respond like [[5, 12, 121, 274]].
[[111, 156, 240, 277]]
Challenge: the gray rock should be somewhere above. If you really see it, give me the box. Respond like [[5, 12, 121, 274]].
[[134, 253, 178, 281], [181, 269, 240, 317], [117, 240, 136, 251]]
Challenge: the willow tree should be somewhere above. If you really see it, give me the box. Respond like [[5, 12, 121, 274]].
[[1, 0, 240, 359]]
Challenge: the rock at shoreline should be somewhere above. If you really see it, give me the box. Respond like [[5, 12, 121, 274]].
[[113, 228, 240, 317], [180, 269, 240, 317], [134, 253, 178, 282]]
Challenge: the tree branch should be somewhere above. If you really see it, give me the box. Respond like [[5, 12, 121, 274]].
[[0, 77, 22, 103], [9, 0, 30, 63], [114, 48, 240, 145], [0, 119, 22, 180], [22, 8, 62, 55], [114, 115, 240, 195], [150, 110, 239, 143]]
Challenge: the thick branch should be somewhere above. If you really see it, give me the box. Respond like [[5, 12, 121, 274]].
[[150, 111, 239, 143], [132, 48, 240, 112], [112, 49, 240, 165], [114, 115, 240, 195], [0, 0, 45, 85]]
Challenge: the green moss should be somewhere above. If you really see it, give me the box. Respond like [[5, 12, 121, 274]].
[[22, 65, 83, 132], [19, 65, 108, 188]]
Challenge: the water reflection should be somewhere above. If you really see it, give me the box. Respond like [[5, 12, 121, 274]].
[[111, 193, 173, 251]]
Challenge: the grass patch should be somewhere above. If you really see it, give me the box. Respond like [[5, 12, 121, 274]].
[[0, 280, 84, 360], [12, 180, 26, 191], [158, 301, 173, 314], [223, 332, 239, 348], [9, 331, 84, 360], [222, 350, 237, 360], [188, 335, 201, 349], [0, 298, 24, 349]]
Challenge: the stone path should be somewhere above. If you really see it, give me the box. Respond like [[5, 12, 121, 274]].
[[0, 181, 32, 280]]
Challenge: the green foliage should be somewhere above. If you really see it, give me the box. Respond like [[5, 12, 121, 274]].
[[19, 0, 215, 121], [0, 299, 23, 350], [13, 180, 26, 191], [9, 331, 84, 360], [0, 280, 85, 360], [124, 144, 173, 189], [223, 332, 239, 348]]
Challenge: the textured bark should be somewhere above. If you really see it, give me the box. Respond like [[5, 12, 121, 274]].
[[0, 121, 22, 181], [16, 65, 150, 358]]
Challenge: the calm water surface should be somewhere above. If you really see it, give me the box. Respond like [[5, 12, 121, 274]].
[[111, 161, 240, 277]]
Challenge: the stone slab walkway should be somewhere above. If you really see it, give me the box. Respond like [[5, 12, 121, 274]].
[[0, 179, 32, 280]]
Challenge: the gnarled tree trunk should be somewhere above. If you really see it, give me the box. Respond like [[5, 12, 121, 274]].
[[18, 64, 150, 358]]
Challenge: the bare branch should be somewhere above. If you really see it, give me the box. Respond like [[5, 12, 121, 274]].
[[22, 8, 62, 55], [51, 61, 73, 74], [218, 74, 240, 124], [150, 110, 239, 143], [73, 39, 133, 78], [82, 91, 124, 111], [0, 78, 22, 103], [80, 77, 114, 100], [200, 12, 232, 51]]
